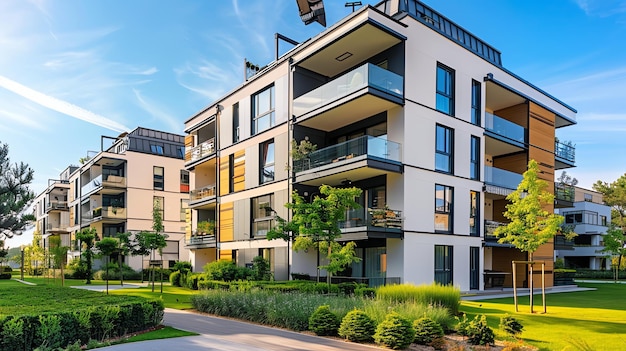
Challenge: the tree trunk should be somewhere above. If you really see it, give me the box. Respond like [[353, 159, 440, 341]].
[[529, 252, 534, 314], [118, 254, 124, 286]]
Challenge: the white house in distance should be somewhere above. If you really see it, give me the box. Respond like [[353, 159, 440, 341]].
[[183, 0, 577, 290]]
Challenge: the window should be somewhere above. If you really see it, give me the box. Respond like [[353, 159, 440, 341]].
[[470, 136, 480, 180], [601, 215, 607, 226], [470, 247, 479, 290], [233, 102, 240, 142], [436, 63, 454, 115], [260, 139, 275, 184], [564, 210, 598, 225], [150, 144, 164, 155], [252, 194, 274, 237], [252, 85, 275, 134], [153, 196, 164, 219], [180, 199, 188, 222], [435, 184, 453, 233], [584, 193, 593, 202], [229, 154, 235, 193], [470, 191, 479, 237], [435, 245, 453, 285], [180, 170, 189, 193], [153, 166, 164, 191], [103, 224, 125, 238], [176, 146, 184, 159], [471, 80, 481, 125], [435, 124, 454, 173]]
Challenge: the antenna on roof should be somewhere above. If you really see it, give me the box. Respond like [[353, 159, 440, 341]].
[[296, 0, 326, 27], [345, 1, 362, 12]]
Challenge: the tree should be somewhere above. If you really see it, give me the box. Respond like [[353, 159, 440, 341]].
[[494, 160, 567, 312], [593, 174, 626, 229], [556, 171, 578, 187], [268, 185, 362, 283], [24, 230, 45, 276], [49, 236, 69, 286], [95, 237, 119, 294], [116, 232, 132, 286], [0, 142, 35, 240], [76, 227, 97, 284], [601, 225, 626, 281], [133, 201, 167, 292], [0, 240, 7, 266]]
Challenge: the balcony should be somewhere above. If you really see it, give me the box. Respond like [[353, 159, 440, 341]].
[[484, 166, 522, 195], [81, 174, 126, 197], [293, 135, 402, 186], [190, 185, 217, 208], [185, 233, 217, 248], [293, 63, 404, 131], [186, 138, 215, 164], [90, 206, 127, 223], [46, 201, 69, 212], [554, 235, 575, 250], [485, 112, 526, 146], [46, 223, 70, 233], [339, 207, 403, 239], [555, 140, 575, 169], [555, 183, 575, 208], [484, 220, 509, 243]]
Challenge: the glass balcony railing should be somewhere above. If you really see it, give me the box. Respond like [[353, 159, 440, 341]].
[[81, 174, 102, 195], [339, 207, 403, 231], [485, 112, 525, 144], [555, 183, 575, 202], [484, 220, 507, 239], [186, 138, 216, 163], [186, 233, 217, 247], [46, 201, 69, 212], [293, 63, 404, 117], [293, 135, 401, 173], [555, 140, 575, 163], [190, 185, 217, 201], [484, 166, 522, 190]]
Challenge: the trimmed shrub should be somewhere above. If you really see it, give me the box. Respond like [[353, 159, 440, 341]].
[[376, 283, 460, 315], [500, 314, 524, 338], [1, 265, 12, 272], [172, 261, 192, 273], [198, 280, 230, 290], [355, 287, 376, 298], [0, 272, 10, 279], [467, 315, 495, 346], [413, 317, 444, 346], [338, 309, 376, 343], [338, 282, 366, 296], [250, 256, 272, 281], [373, 312, 415, 350], [203, 259, 250, 281], [309, 305, 340, 336], [185, 273, 201, 290], [169, 271, 182, 287]]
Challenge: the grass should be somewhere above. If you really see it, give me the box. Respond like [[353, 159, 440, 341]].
[[109, 284, 196, 309], [460, 283, 626, 351], [119, 326, 198, 343], [376, 282, 461, 315]]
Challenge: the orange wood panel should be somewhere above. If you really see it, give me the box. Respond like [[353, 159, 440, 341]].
[[219, 202, 234, 242]]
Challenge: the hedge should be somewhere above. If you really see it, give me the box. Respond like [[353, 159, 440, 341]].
[[0, 300, 163, 350]]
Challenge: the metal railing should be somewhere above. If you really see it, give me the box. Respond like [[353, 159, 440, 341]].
[[555, 140, 575, 163], [484, 220, 507, 239], [484, 166, 522, 190], [293, 63, 403, 117], [485, 112, 525, 144], [46, 201, 68, 211], [186, 234, 217, 246], [186, 138, 215, 162], [555, 183, 575, 202], [293, 135, 401, 173], [339, 207, 403, 230]]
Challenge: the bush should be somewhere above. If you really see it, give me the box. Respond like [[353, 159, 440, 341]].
[[203, 260, 250, 281], [376, 283, 460, 315], [355, 287, 376, 298], [499, 314, 524, 338], [309, 305, 340, 336], [455, 313, 471, 337], [338, 282, 366, 296], [250, 256, 272, 281], [1, 265, 12, 272], [413, 317, 444, 346], [185, 273, 201, 290], [170, 271, 182, 287], [467, 315, 495, 346], [0, 272, 10, 279], [141, 268, 171, 281], [94, 266, 142, 281], [373, 312, 415, 350], [198, 280, 231, 290], [291, 273, 310, 280], [172, 261, 192, 274], [338, 309, 376, 343]]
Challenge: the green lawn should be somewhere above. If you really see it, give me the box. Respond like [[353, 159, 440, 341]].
[[123, 326, 198, 342], [109, 285, 196, 309], [460, 283, 626, 351]]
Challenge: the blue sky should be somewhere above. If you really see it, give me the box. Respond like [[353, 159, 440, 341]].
[[2, 0, 626, 246]]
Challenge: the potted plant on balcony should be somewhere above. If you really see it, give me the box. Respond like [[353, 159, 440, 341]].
[[196, 220, 215, 236], [288, 137, 317, 171]]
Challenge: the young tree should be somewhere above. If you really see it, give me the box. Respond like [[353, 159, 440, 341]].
[[601, 225, 626, 281], [268, 185, 362, 283], [95, 237, 119, 294], [116, 232, 132, 286], [133, 201, 167, 291], [76, 227, 97, 284], [0, 142, 35, 240], [49, 235, 69, 286], [494, 160, 568, 312], [24, 230, 45, 276]]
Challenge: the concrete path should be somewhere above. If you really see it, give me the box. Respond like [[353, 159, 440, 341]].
[[70, 283, 147, 292], [461, 285, 594, 301]]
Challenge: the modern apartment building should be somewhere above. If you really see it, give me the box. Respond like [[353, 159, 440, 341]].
[[555, 187, 611, 270], [183, 0, 576, 290], [35, 127, 190, 270]]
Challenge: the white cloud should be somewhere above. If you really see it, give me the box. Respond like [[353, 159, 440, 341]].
[[133, 88, 181, 133], [0, 75, 130, 133], [573, 0, 626, 17], [0, 109, 44, 130]]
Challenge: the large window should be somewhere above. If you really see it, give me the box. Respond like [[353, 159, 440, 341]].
[[470, 136, 480, 180], [153, 196, 164, 219], [233, 102, 240, 142], [260, 139, 275, 184], [435, 124, 454, 173], [435, 245, 453, 285], [153, 166, 164, 191], [435, 184, 453, 233], [150, 144, 164, 155], [252, 194, 274, 237], [252, 85, 275, 135], [436, 63, 455, 115], [471, 80, 481, 125], [470, 191, 479, 237], [564, 210, 598, 225]]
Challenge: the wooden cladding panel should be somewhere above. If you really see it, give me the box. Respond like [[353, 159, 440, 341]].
[[492, 199, 508, 223], [185, 209, 192, 240], [532, 241, 555, 288], [491, 247, 527, 288], [493, 153, 527, 174], [219, 156, 229, 196], [184, 135, 194, 162], [219, 202, 234, 242], [219, 249, 233, 261], [495, 103, 528, 128], [233, 150, 245, 192]]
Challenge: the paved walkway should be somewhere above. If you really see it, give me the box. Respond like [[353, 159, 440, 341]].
[[461, 284, 594, 301]]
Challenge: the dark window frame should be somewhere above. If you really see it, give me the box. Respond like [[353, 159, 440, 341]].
[[471, 79, 481, 125], [435, 245, 453, 285], [251, 194, 274, 238], [153, 166, 164, 191], [435, 184, 453, 233], [470, 190, 479, 237], [259, 139, 275, 184], [470, 135, 480, 180], [435, 124, 454, 174], [436, 63, 455, 115], [233, 102, 240, 142], [252, 85, 275, 135]]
